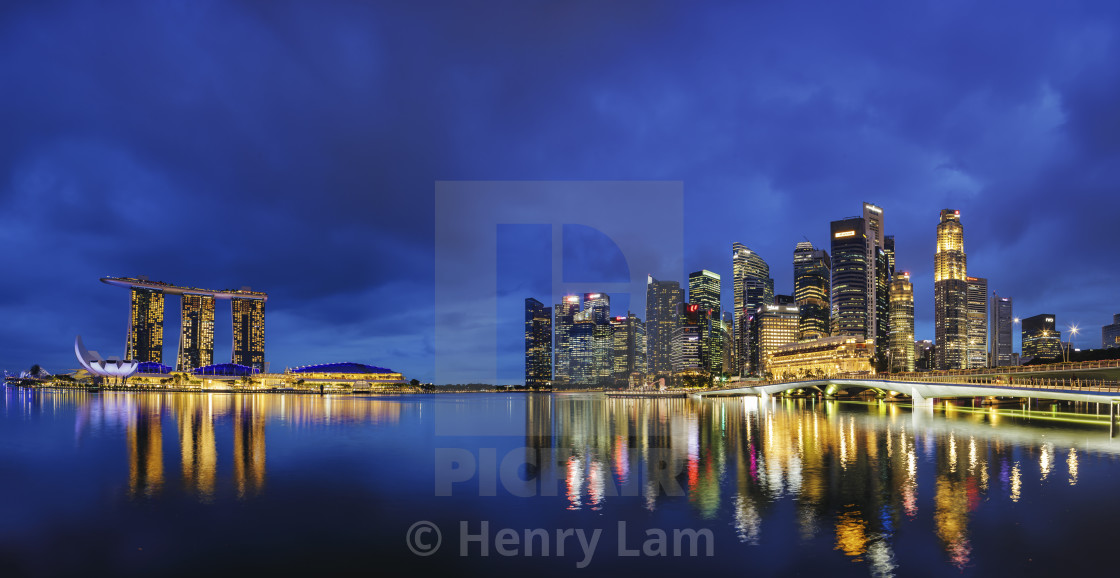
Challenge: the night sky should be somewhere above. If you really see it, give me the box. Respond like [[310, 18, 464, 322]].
[[2, 1, 1118, 383]]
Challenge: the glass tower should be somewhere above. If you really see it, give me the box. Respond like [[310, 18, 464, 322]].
[[830, 217, 869, 340], [552, 295, 580, 385], [793, 241, 831, 341], [1104, 314, 1120, 350], [611, 313, 646, 387], [646, 276, 682, 376], [990, 294, 1014, 366], [177, 293, 215, 371], [231, 298, 266, 371], [524, 298, 552, 388], [934, 209, 968, 370], [889, 273, 915, 373], [966, 277, 988, 368], [732, 244, 773, 375], [1022, 314, 1061, 362], [688, 270, 722, 375], [127, 288, 165, 363]]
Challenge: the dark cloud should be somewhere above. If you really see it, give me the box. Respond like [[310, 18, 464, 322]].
[[2, 1, 1118, 380]]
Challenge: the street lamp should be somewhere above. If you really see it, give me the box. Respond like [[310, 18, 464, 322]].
[[1064, 324, 1080, 363]]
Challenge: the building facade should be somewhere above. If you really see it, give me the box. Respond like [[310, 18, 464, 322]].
[[830, 217, 869, 340], [990, 294, 1014, 366], [733, 243, 774, 376], [793, 241, 831, 341], [524, 298, 552, 388], [1103, 314, 1120, 350], [1022, 313, 1061, 362], [888, 273, 915, 373], [863, 203, 887, 355], [753, 302, 800, 376], [128, 287, 165, 363], [177, 294, 215, 371], [231, 298, 266, 371], [552, 295, 580, 385], [934, 209, 968, 370], [966, 277, 988, 369], [646, 276, 682, 376], [611, 313, 646, 386], [688, 270, 722, 374], [768, 336, 872, 378]]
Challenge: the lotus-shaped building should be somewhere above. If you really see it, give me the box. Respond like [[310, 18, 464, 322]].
[[75, 336, 139, 378]]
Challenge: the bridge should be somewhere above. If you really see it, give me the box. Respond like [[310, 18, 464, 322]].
[[695, 359, 1120, 419]]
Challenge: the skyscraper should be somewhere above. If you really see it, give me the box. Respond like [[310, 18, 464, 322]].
[[1103, 314, 1120, 350], [688, 270, 722, 375], [524, 298, 552, 388], [646, 276, 682, 376], [830, 217, 869, 339], [966, 277, 988, 368], [863, 203, 886, 354], [231, 298, 266, 371], [583, 293, 613, 385], [552, 295, 580, 385], [884, 235, 896, 278], [793, 241, 830, 341], [1022, 314, 1061, 362], [934, 209, 968, 370], [127, 287, 165, 363], [177, 294, 215, 371], [752, 301, 800, 377], [672, 304, 706, 374], [732, 243, 773, 375], [611, 313, 646, 386], [990, 294, 1014, 366], [888, 272, 915, 373]]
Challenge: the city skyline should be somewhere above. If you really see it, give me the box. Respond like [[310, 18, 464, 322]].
[[2, 2, 1120, 384]]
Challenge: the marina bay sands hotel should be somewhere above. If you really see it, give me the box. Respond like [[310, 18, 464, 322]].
[[101, 277, 267, 372]]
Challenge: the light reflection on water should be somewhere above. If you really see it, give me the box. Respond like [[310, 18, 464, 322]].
[[3, 388, 1120, 575]]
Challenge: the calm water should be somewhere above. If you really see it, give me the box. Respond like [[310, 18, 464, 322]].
[[2, 388, 1119, 576]]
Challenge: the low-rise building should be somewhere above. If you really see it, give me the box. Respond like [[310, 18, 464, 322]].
[[767, 336, 872, 379]]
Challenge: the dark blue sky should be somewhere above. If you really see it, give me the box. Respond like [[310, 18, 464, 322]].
[[2, 1, 1118, 382]]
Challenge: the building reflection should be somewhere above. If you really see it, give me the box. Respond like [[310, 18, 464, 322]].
[[71, 392, 403, 501], [524, 394, 1103, 575]]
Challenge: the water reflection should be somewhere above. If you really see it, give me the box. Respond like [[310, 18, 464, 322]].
[[525, 395, 1120, 575]]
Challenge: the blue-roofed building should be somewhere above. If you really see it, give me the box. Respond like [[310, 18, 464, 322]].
[[192, 363, 259, 377], [136, 362, 174, 375]]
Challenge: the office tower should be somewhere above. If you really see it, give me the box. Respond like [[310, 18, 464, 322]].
[[914, 340, 935, 371], [884, 235, 896, 278], [672, 304, 705, 374], [830, 217, 869, 340], [127, 287, 165, 363], [588, 302, 614, 386], [646, 276, 683, 376], [875, 248, 891, 359], [752, 302, 800, 376], [553, 295, 580, 385], [732, 243, 774, 375], [688, 270, 722, 374], [524, 298, 552, 388], [611, 313, 646, 386], [888, 273, 915, 373], [965, 277, 988, 368], [863, 203, 887, 352], [177, 294, 215, 371], [568, 314, 596, 385], [583, 293, 610, 323], [231, 298, 266, 371], [793, 242, 831, 341], [934, 209, 968, 370], [1022, 314, 1061, 362], [1104, 314, 1120, 349], [721, 311, 735, 375], [989, 294, 1014, 366]]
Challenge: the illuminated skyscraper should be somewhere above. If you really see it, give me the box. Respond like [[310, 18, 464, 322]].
[[611, 313, 646, 386], [863, 203, 887, 354], [553, 295, 580, 385], [889, 273, 915, 373], [990, 294, 1014, 366], [1022, 314, 1061, 362], [583, 293, 613, 385], [884, 235, 896, 277], [793, 241, 830, 341], [127, 287, 165, 363], [524, 298, 552, 388], [966, 277, 988, 368], [732, 243, 773, 375], [672, 304, 705, 374], [646, 276, 682, 376], [231, 298, 266, 371], [752, 302, 800, 376], [177, 294, 215, 371], [830, 217, 869, 339], [688, 270, 722, 374], [934, 209, 968, 370], [1103, 314, 1120, 350]]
